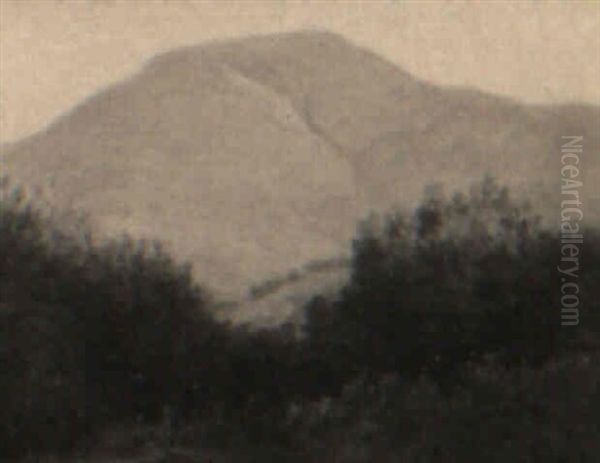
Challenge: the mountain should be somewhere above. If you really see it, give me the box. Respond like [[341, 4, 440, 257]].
[[2, 30, 599, 321]]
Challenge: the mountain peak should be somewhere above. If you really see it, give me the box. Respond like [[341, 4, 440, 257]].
[[3, 31, 599, 317]]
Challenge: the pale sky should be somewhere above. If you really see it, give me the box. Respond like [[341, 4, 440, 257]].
[[1, 0, 599, 143]]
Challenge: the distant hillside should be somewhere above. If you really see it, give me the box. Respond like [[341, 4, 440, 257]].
[[2, 30, 599, 314]]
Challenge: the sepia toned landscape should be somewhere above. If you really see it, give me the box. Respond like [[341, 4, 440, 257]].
[[1, 2, 599, 461]]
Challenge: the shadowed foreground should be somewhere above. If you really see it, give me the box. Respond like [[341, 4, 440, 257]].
[[2, 177, 599, 461]]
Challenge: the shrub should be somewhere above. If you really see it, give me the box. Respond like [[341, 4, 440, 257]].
[[304, 177, 598, 390], [0, 179, 221, 456]]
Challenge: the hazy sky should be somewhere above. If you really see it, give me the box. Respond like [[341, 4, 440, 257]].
[[1, 0, 599, 143]]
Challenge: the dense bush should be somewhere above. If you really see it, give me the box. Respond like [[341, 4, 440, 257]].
[[2, 175, 598, 460], [0, 179, 225, 456], [284, 352, 600, 462], [303, 177, 599, 391], [0, 179, 329, 457]]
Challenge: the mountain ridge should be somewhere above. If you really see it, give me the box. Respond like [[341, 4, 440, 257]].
[[2, 31, 599, 320]]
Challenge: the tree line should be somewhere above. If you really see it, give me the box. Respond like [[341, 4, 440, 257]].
[[1, 175, 598, 458]]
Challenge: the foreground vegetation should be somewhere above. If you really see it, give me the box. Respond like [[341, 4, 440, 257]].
[[1, 176, 598, 461]]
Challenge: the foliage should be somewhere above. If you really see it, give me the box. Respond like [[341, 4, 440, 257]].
[[2, 175, 599, 460], [304, 176, 598, 390], [0, 179, 221, 456]]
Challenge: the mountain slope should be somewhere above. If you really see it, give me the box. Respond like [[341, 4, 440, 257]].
[[2, 31, 599, 311]]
